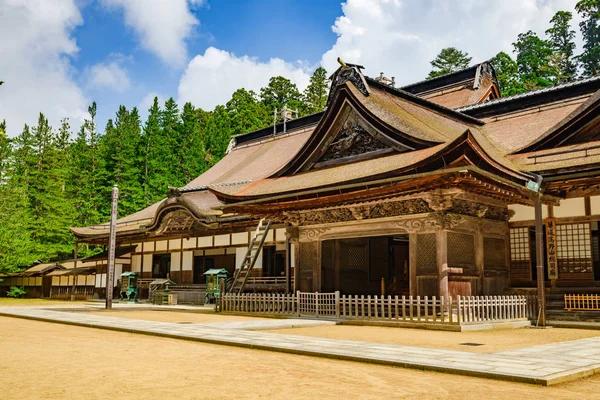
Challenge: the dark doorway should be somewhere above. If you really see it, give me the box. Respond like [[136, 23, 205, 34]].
[[592, 222, 600, 281], [193, 256, 214, 284], [152, 254, 170, 279], [262, 246, 286, 277], [321, 235, 409, 295]]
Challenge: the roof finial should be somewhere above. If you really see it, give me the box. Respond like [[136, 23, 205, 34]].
[[337, 57, 347, 68]]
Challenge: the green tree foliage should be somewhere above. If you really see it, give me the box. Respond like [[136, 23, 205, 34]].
[[512, 30, 555, 90], [303, 67, 329, 114], [226, 89, 268, 135], [427, 47, 472, 79], [546, 11, 578, 81], [260, 76, 303, 116], [492, 52, 526, 96], [576, 0, 600, 76]]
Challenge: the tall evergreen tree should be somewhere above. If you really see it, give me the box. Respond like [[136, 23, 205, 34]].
[[427, 47, 472, 79], [576, 0, 600, 76], [546, 10, 578, 81], [303, 67, 329, 114], [226, 89, 269, 136], [260, 76, 303, 116], [513, 30, 554, 90], [492, 52, 525, 96], [180, 102, 207, 184]]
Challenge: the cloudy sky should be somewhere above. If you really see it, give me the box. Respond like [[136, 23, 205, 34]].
[[0, 0, 583, 137]]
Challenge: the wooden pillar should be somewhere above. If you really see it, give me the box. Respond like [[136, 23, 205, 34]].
[[475, 228, 484, 295], [106, 185, 119, 309], [70, 240, 79, 302], [409, 233, 417, 297], [436, 230, 449, 301], [535, 196, 546, 326], [334, 240, 341, 291], [313, 241, 322, 292], [285, 235, 291, 294]]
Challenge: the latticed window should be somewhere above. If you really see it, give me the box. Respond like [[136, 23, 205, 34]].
[[510, 228, 531, 281], [484, 237, 507, 271], [556, 223, 593, 274], [448, 232, 475, 272]]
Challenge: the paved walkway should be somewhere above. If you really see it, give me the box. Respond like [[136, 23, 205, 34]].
[[2, 306, 600, 386]]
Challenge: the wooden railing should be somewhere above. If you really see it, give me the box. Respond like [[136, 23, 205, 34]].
[[564, 294, 600, 311], [220, 292, 538, 325], [49, 286, 95, 300], [245, 277, 291, 286]]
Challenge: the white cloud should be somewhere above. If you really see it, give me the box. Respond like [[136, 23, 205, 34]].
[[84, 58, 131, 92], [321, 0, 584, 86], [0, 0, 88, 137], [101, 0, 203, 67], [178, 47, 311, 110]]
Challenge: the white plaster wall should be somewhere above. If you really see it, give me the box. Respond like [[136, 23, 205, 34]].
[[169, 239, 181, 250], [155, 240, 168, 251], [591, 196, 600, 215], [131, 255, 141, 272], [553, 198, 585, 218], [198, 236, 212, 247], [144, 241, 155, 252], [143, 254, 153, 273], [214, 234, 230, 246], [183, 237, 197, 249], [236, 247, 263, 269], [171, 252, 181, 271], [275, 228, 286, 242], [509, 204, 548, 221], [182, 251, 193, 271], [231, 232, 248, 245]]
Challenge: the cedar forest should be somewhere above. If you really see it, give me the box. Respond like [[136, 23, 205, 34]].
[[0, 3, 599, 275]]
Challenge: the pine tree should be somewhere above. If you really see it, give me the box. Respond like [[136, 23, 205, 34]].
[[260, 76, 303, 116], [427, 48, 472, 79], [226, 89, 269, 136], [576, 0, 600, 76], [99, 106, 144, 216], [180, 102, 207, 184], [546, 11, 578, 81], [303, 67, 329, 114], [513, 30, 554, 90], [492, 52, 526, 96], [203, 105, 232, 166]]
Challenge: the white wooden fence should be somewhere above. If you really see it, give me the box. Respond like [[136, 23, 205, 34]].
[[220, 292, 538, 325]]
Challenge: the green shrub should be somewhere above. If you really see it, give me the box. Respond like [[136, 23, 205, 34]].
[[7, 286, 26, 298]]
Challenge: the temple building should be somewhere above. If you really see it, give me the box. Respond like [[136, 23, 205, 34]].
[[63, 59, 600, 306]]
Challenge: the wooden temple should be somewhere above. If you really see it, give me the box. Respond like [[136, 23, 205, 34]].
[[64, 60, 600, 307]]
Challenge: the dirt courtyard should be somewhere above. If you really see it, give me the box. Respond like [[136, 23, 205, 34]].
[[264, 324, 600, 353], [79, 309, 273, 323], [3, 316, 600, 399]]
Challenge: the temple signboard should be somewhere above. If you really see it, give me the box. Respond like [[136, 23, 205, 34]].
[[546, 218, 558, 280]]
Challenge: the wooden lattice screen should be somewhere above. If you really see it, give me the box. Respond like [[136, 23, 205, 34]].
[[298, 242, 317, 292], [557, 223, 593, 280], [416, 234, 437, 275], [484, 237, 507, 271], [510, 228, 531, 282], [448, 232, 476, 273]]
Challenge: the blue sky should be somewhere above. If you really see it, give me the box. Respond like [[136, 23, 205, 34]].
[[0, 0, 582, 137]]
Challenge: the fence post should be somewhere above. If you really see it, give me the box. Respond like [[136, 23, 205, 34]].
[[296, 290, 301, 316], [335, 291, 340, 318], [456, 295, 462, 324]]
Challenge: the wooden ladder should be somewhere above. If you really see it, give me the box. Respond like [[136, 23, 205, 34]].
[[229, 218, 272, 294]]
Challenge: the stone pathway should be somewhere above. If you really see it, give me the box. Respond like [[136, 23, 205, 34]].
[[2, 306, 600, 386]]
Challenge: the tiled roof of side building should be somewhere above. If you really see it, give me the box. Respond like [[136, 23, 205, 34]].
[[458, 75, 600, 118]]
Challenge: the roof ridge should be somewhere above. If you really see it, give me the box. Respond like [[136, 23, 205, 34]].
[[457, 75, 600, 112]]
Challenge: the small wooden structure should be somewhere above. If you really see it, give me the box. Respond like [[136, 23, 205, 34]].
[[150, 278, 177, 305], [119, 271, 139, 302], [204, 268, 228, 303]]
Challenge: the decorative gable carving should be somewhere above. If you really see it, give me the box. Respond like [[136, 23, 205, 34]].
[[327, 63, 370, 105], [319, 123, 389, 163]]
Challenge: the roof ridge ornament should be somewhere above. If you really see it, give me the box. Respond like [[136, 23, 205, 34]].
[[327, 58, 371, 105]]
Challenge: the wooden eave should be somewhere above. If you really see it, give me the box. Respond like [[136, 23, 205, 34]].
[[221, 168, 541, 216]]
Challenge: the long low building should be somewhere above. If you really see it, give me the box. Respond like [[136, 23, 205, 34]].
[[66, 60, 600, 307]]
